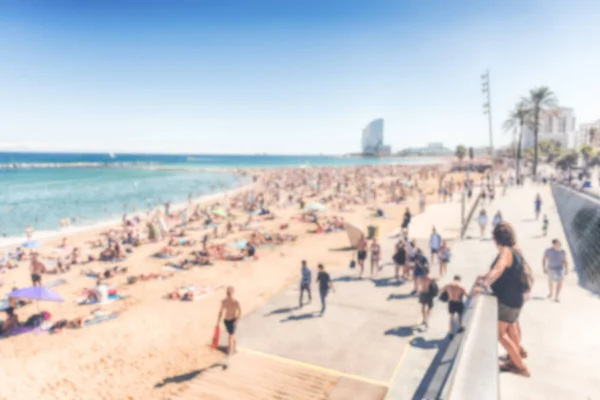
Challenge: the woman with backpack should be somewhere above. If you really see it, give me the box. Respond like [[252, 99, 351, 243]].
[[474, 221, 530, 377]]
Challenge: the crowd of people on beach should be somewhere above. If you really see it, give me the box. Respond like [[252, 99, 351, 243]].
[[208, 169, 571, 383], [1, 164, 444, 339], [2, 162, 568, 390]]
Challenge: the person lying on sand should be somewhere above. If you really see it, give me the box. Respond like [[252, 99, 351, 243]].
[[128, 272, 175, 284], [156, 245, 180, 258], [51, 307, 123, 332], [82, 265, 128, 279], [166, 287, 196, 301], [168, 237, 196, 247], [0, 307, 20, 336]]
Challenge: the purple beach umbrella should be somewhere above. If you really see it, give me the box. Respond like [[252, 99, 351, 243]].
[[8, 286, 64, 303]]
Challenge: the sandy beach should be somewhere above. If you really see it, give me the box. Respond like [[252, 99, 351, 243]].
[[0, 163, 477, 400]]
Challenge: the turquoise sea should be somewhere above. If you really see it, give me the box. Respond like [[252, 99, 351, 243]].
[[0, 152, 435, 239]]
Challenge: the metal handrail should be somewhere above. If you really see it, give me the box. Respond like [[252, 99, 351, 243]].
[[461, 194, 481, 239]]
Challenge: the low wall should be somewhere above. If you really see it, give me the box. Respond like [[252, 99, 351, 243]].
[[551, 184, 600, 294]]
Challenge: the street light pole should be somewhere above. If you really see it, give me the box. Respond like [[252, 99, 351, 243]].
[[481, 70, 495, 184]]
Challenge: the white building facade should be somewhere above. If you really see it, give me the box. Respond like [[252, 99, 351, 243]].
[[362, 119, 388, 154], [522, 107, 579, 150], [580, 119, 600, 148]]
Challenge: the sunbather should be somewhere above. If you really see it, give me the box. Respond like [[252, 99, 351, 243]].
[[0, 307, 20, 336]]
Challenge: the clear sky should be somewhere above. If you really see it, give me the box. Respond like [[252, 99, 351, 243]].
[[1, 0, 599, 155]]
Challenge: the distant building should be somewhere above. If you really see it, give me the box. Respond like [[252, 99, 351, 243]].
[[522, 107, 578, 149], [361, 119, 390, 155], [580, 119, 600, 149], [397, 142, 453, 157]]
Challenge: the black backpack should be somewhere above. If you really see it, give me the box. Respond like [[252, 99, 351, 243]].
[[429, 280, 439, 297], [513, 249, 532, 294]]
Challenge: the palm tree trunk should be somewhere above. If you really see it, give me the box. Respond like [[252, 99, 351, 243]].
[[516, 121, 523, 182], [533, 106, 540, 178]]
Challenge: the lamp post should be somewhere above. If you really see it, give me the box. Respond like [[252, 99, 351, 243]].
[[481, 70, 495, 184]]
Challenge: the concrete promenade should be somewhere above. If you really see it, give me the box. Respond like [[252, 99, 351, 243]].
[[495, 184, 600, 400], [390, 183, 600, 400], [172, 192, 470, 399], [174, 183, 600, 400]]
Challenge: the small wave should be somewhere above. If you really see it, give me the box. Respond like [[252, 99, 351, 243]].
[[0, 162, 158, 169]]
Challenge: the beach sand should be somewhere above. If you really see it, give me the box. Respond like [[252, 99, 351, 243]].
[[0, 164, 479, 400]]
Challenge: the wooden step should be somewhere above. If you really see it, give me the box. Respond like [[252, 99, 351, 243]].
[[174, 351, 338, 400]]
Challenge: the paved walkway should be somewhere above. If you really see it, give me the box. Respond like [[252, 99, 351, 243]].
[[388, 183, 600, 400], [496, 184, 600, 400], [172, 194, 470, 399]]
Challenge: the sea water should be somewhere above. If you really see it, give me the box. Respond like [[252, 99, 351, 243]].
[[0, 152, 436, 241]]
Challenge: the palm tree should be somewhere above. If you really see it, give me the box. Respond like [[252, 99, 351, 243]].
[[455, 145, 467, 163], [556, 150, 578, 171], [589, 127, 598, 146], [503, 100, 529, 181], [580, 144, 595, 176], [523, 87, 558, 178]]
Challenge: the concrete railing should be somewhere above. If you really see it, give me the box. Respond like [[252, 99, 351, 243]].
[[441, 294, 499, 400], [551, 183, 600, 293]]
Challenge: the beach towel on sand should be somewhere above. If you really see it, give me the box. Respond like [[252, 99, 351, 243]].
[[77, 294, 127, 306], [84, 313, 119, 327]]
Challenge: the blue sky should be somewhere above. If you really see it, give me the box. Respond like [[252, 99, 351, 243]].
[[1, 0, 599, 155]]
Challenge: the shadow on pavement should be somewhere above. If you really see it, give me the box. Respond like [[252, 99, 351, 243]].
[[154, 363, 222, 388], [372, 278, 405, 287], [332, 275, 362, 282], [384, 326, 415, 337], [329, 246, 355, 252], [264, 306, 298, 316], [411, 336, 454, 400], [410, 336, 446, 350], [279, 312, 320, 323], [387, 293, 415, 301]]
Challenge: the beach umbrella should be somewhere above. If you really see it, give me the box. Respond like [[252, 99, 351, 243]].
[[212, 208, 228, 218], [304, 202, 325, 212], [22, 240, 41, 249], [8, 286, 64, 303], [346, 222, 364, 248]]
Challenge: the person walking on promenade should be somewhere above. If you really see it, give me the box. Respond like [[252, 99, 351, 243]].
[[438, 240, 451, 277], [215, 286, 242, 368], [412, 248, 429, 295], [299, 260, 312, 308], [401, 208, 411, 236], [542, 215, 549, 237], [492, 211, 502, 229], [393, 240, 407, 282], [316, 264, 335, 315], [370, 238, 381, 278], [417, 267, 436, 330], [429, 227, 442, 265], [356, 235, 368, 279], [474, 222, 530, 377], [534, 194, 542, 220], [543, 239, 568, 302], [442, 275, 466, 338], [477, 209, 488, 239]]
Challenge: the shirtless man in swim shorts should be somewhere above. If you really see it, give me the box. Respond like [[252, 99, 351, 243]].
[[30, 252, 46, 287], [356, 235, 368, 279], [216, 286, 242, 368], [442, 275, 467, 338]]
